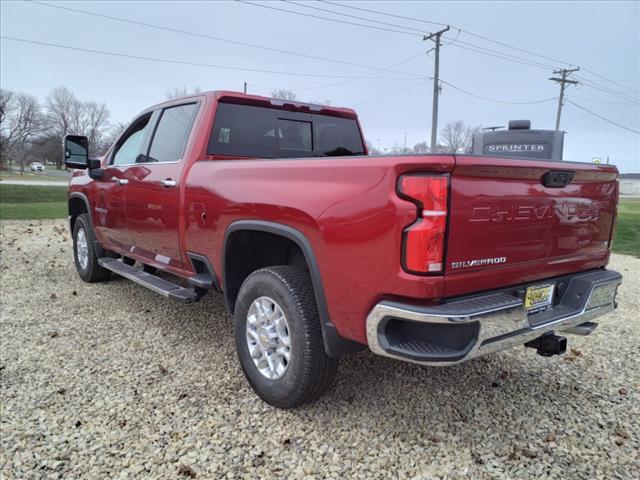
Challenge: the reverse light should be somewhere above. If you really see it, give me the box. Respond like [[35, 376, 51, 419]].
[[397, 174, 449, 274]]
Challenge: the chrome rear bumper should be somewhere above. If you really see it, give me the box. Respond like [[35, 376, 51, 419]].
[[366, 269, 622, 366]]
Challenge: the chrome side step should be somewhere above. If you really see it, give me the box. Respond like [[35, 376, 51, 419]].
[[98, 258, 200, 303]]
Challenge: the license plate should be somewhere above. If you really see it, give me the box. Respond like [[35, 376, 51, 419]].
[[524, 283, 555, 314]]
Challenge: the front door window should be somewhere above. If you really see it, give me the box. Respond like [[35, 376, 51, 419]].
[[112, 114, 152, 166]]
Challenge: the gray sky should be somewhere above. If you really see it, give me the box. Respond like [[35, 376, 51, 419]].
[[1, 0, 639, 172]]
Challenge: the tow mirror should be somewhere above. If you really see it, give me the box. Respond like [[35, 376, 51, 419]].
[[64, 135, 89, 169]]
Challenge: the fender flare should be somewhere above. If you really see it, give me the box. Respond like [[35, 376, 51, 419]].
[[223, 220, 365, 357], [68, 192, 93, 231], [68, 192, 104, 256]]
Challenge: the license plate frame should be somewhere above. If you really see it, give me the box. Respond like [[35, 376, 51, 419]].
[[524, 283, 555, 315]]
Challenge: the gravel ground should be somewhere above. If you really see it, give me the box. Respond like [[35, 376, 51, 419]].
[[1, 219, 638, 479]]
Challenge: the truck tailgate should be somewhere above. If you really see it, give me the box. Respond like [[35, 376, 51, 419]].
[[444, 155, 618, 297]]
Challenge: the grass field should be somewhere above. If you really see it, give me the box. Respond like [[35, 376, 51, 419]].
[[0, 184, 638, 256], [0, 184, 67, 220], [613, 197, 640, 257]]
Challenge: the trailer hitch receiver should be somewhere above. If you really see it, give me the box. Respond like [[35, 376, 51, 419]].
[[524, 333, 567, 357]]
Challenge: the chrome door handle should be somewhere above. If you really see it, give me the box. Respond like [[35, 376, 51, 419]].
[[112, 178, 128, 185], [161, 179, 177, 188]]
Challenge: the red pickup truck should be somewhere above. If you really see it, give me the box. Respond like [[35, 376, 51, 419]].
[[65, 91, 622, 408]]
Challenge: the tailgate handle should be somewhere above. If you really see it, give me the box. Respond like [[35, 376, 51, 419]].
[[542, 170, 574, 188]]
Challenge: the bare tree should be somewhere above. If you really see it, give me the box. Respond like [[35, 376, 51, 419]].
[[45, 86, 111, 165], [78, 101, 110, 153], [45, 86, 78, 168], [412, 141, 430, 154], [0, 89, 13, 130], [2, 92, 46, 174], [270, 89, 297, 101], [269, 89, 332, 106], [165, 86, 201, 100], [365, 139, 381, 155], [99, 122, 127, 154], [439, 121, 481, 153], [0, 89, 15, 169]]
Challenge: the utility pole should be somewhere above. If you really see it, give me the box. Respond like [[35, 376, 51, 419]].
[[243, 82, 248, 94], [403, 132, 407, 153], [549, 67, 579, 130], [424, 26, 450, 152]]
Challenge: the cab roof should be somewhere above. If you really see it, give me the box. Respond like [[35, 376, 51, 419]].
[[152, 90, 359, 120]]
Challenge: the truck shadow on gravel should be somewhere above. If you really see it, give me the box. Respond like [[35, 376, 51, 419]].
[[122, 275, 596, 430]]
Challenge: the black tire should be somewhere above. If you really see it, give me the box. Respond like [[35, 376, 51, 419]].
[[233, 266, 338, 408], [72, 213, 111, 283]]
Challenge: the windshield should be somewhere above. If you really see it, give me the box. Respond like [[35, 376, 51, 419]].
[[208, 102, 364, 158]]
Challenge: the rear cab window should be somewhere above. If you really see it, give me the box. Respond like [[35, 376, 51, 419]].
[[208, 103, 364, 158]]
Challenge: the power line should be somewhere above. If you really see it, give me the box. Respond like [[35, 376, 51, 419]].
[[567, 95, 639, 106], [297, 0, 559, 71], [235, 0, 420, 37], [439, 80, 558, 104], [283, 0, 427, 35], [441, 28, 462, 46], [26, 0, 423, 78], [256, 0, 562, 73], [318, 0, 449, 28], [320, 0, 636, 96], [581, 67, 640, 95], [446, 42, 555, 71], [351, 79, 431, 107], [315, 1, 559, 71], [574, 75, 640, 104], [319, 0, 569, 66], [318, 0, 572, 65], [0, 35, 423, 80], [281, 50, 428, 91], [20, 0, 561, 105], [242, 50, 428, 93], [565, 99, 640, 134]]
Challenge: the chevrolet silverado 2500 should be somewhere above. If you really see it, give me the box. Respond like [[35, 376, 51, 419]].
[[64, 91, 622, 408]]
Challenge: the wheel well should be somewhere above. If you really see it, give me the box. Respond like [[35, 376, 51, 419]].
[[224, 230, 308, 312], [68, 196, 88, 231]]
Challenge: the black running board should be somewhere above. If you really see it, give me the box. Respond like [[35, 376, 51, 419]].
[[99, 258, 200, 303]]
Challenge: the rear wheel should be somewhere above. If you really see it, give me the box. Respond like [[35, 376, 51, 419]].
[[233, 266, 338, 408], [73, 214, 110, 283]]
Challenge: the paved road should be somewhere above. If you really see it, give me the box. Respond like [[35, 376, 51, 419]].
[[7, 166, 70, 179]]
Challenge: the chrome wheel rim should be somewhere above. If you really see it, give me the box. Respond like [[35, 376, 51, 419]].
[[76, 227, 89, 270], [246, 296, 291, 380]]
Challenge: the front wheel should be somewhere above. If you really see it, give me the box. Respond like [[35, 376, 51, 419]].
[[73, 213, 110, 283], [233, 266, 338, 408]]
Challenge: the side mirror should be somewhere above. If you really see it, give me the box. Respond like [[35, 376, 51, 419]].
[[64, 135, 89, 169]]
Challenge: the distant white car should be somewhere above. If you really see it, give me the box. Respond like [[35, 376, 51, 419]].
[[30, 162, 45, 172]]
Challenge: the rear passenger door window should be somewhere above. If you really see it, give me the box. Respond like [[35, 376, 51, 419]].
[[146, 103, 198, 163]]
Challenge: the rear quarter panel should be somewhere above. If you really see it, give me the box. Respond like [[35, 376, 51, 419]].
[[184, 155, 454, 343]]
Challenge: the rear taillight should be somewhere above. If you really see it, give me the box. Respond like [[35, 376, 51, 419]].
[[397, 174, 448, 274]]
